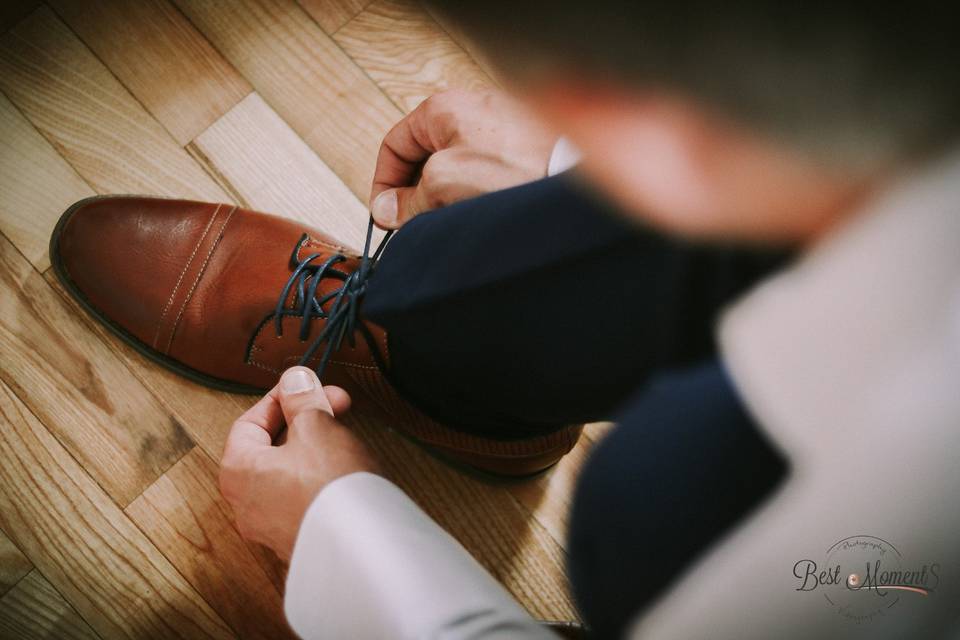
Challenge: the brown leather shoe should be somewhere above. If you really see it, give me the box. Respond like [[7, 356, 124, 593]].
[[50, 196, 581, 477]]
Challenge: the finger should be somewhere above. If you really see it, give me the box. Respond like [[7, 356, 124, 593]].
[[372, 184, 436, 229], [277, 367, 338, 440], [222, 390, 283, 460], [324, 385, 352, 415], [272, 380, 349, 446], [369, 99, 445, 207]]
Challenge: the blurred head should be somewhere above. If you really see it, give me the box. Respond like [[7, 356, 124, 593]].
[[427, 2, 959, 243]]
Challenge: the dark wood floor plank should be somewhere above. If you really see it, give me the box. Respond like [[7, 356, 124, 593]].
[[0, 571, 100, 640], [43, 270, 255, 471], [0, 381, 234, 639], [0, 529, 32, 598], [126, 449, 297, 640], [0, 1, 38, 34], [0, 234, 194, 506]]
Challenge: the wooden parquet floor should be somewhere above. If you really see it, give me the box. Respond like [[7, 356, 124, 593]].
[[0, 2, 608, 637]]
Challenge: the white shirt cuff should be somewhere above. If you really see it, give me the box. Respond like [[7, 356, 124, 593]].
[[285, 472, 555, 639], [547, 137, 581, 176]]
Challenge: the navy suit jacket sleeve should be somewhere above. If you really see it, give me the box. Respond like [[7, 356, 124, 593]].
[[568, 360, 787, 638]]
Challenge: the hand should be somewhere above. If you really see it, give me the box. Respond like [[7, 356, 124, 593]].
[[219, 367, 379, 560], [369, 89, 557, 229]]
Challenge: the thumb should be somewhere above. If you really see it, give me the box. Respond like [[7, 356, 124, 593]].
[[277, 367, 337, 439], [371, 186, 432, 229]]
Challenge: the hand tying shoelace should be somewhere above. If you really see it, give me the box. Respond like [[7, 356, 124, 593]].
[[273, 216, 394, 378]]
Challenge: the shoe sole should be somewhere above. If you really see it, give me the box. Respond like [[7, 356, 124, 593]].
[[50, 197, 577, 480]]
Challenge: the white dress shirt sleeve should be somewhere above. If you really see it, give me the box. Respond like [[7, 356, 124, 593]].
[[285, 472, 557, 640]]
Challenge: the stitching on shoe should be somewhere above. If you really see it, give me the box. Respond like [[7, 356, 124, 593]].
[[278, 353, 378, 370], [247, 358, 282, 375], [152, 204, 221, 349], [296, 236, 349, 262], [246, 356, 371, 377], [245, 316, 277, 367], [162, 205, 237, 354], [245, 315, 380, 372], [380, 330, 390, 368], [246, 316, 294, 373]]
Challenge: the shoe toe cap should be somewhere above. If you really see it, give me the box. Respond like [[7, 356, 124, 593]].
[[53, 196, 229, 349]]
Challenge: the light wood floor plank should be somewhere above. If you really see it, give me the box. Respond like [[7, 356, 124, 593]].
[[126, 448, 297, 640], [0, 235, 194, 506], [509, 443, 588, 553], [190, 92, 380, 252], [0, 7, 228, 201], [0, 92, 94, 272], [297, 0, 370, 34], [340, 398, 581, 621], [509, 423, 613, 551], [0, 571, 100, 640], [335, 0, 493, 113], [0, 381, 234, 639], [48, 0, 252, 145], [174, 0, 402, 201], [421, 3, 503, 84], [0, 529, 32, 598]]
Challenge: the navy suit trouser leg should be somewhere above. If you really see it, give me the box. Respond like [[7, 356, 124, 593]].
[[364, 173, 788, 438]]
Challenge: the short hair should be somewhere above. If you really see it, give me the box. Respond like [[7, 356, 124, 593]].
[[426, 2, 960, 171]]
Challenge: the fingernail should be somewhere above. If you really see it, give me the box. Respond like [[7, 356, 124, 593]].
[[282, 369, 316, 395], [372, 190, 398, 226]]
